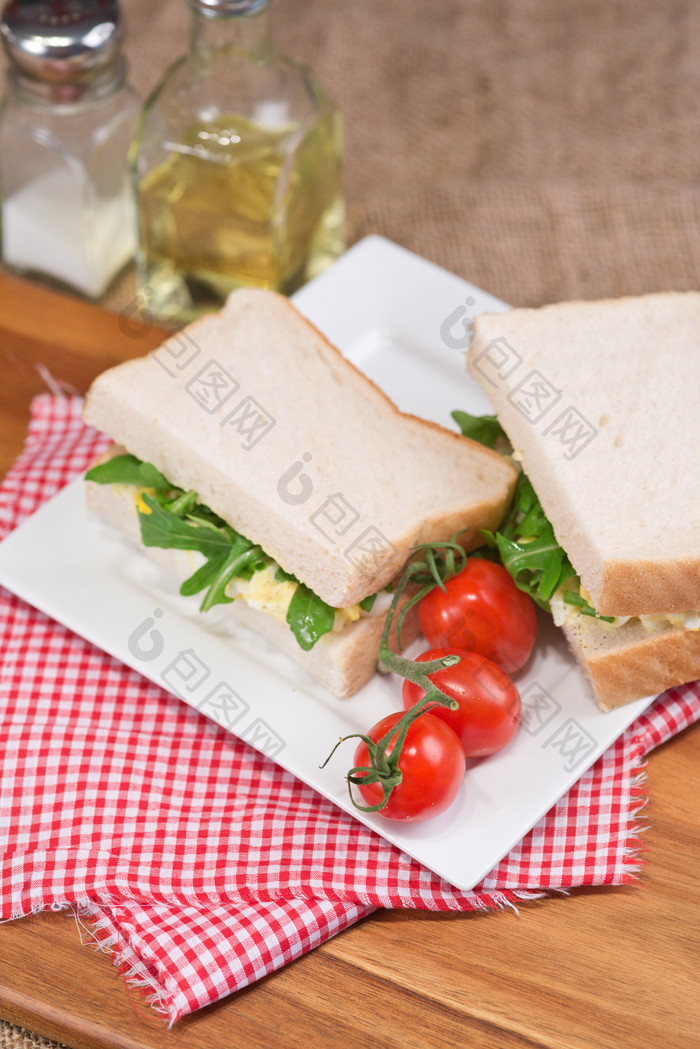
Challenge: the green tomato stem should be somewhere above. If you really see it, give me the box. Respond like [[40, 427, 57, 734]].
[[324, 537, 470, 816]]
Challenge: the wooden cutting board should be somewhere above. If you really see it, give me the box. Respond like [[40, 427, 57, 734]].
[[0, 273, 699, 1049]]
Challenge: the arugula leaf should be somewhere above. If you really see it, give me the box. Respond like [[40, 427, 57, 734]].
[[165, 489, 199, 516], [452, 410, 510, 451], [139, 494, 235, 555], [460, 430, 616, 620], [197, 543, 267, 612], [86, 453, 170, 490], [236, 553, 270, 581], [274, 566, 299, 584], [179, 552, 232, 598], [138, 495, 268, 612], [502, 475, 548, 538], [286, 584, 336, 651], [88, 451, 340, 647], [563, 590, 615, 622], [467, 545, 500, 563], [485, 527, 571, 609], [479, 472, 577, 610]]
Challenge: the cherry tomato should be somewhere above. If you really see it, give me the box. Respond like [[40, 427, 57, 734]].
[[352, 711, 465, 822], [402, 648, 521, 758], [418, 558, 537, 673]]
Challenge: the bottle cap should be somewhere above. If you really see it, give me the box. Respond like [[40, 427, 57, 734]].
[[187, 0, 270, 17], [0, 0, 124, 88]]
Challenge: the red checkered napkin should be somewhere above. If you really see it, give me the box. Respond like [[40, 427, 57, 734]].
[[2, 396, 699, 1024]]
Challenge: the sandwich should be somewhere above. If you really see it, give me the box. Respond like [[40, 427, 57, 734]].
[[82, 287, 516, 697], [466, 291, 700, 710]]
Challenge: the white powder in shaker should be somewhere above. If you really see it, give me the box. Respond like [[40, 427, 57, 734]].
[[2, 166, 137, 298]]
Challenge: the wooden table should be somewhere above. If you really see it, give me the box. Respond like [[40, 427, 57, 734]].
[[0, 273, 698, 1049]]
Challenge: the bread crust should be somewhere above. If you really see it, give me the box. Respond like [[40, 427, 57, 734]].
[[596, 559, 700, 617], [563, 614, 700, 710]]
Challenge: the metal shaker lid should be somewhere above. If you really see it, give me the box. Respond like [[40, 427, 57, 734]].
[[0, 0, 123, 84], [186, 0, 270, 17]]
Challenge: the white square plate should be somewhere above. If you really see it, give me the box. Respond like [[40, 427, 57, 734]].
[[0, 236, 654, 891]]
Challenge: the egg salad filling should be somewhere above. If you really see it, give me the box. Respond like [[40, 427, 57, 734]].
[[86, 453, 373, 651], [219, 562, 364, 629], [550, 582, 700, 633]]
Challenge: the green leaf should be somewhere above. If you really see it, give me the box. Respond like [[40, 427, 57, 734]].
[[86, 453, 170, 490], [179, 552, 231, 597], [468, 544, 500, 563], [164, 489, 198, 516], [138, 495, 234, 556], [476, 467, 575, 609], [274, 566, 298, 584], [182, 502, 228, 528], [359, 593, 377, 612], [563, 590, 615, 622], [139, 461, 172, 489], [454, 424, 613, 619], [138, 495, 269, 611], [451, 410, 508, 450], [198, 543, 265, 612], [92, 453, 339, 648], [500, 475, 543, 539], [286, 584, 336, 651], [236, 553, 270, 581], [463, 457, 569, 609]]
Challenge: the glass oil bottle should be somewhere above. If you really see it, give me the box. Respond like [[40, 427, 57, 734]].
[[132, 0, 345, 324]]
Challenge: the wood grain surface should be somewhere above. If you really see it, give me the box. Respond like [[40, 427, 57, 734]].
[[0, 273, 698, 1049]]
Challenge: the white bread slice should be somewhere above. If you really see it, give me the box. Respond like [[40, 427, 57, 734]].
[[85, 473, 419, 698], [83, 288, 516, 609], [467, 292, 700, 617], [562, 614, 700, 710]]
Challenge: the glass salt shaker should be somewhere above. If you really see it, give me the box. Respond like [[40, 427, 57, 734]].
[[0, 0, 140, 300], [132, 0, 345, 325]]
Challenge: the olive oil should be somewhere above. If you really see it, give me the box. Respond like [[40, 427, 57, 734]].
[[137, 112, 344, 323], [132, 0, 346, 325]]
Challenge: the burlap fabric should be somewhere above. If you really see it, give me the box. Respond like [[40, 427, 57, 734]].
[[3, 0, 700, 311], [2, 0, 699, 1043]]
